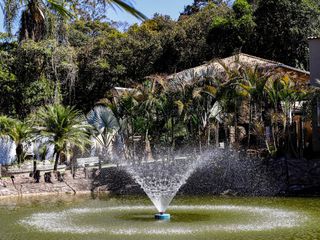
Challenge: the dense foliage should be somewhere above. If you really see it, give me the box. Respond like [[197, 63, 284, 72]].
[[0, 0, 319, 117], [69, 59, 311, 164]]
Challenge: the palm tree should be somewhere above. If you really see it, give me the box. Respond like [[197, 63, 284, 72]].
[[169, 76, 219, 151], [32, 104, 92, 171], [116, 90, 140, 158], [216, 81, 240, 148], [0, 116, 32, 164], [86, 102, 121, 163], [2, 0, 71, 41], [215, 61, 244, 148], [264, 74, 307, 155], [135, 80, 166, 160], [264, 76, 282, 152], [1, 0, 146, 41], [238, 65, 269, 147], [9, 120, 32, 164]]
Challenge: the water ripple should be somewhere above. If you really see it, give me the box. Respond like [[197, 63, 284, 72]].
[[20, 205, 307, 235]]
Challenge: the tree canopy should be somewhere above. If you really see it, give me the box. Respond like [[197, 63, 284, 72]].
[[0, 0, 319, 117]]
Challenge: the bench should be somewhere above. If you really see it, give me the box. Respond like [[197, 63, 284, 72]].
[[76, 157, 100, 167]]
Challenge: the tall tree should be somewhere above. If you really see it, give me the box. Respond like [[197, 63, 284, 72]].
[[207, 0, 255, 57], [2, 0, 71, 41], [181, 0, 224, 16], [1, 0, 146, 41], [253, 0, 320, 68], [0, 51, 16, 115]]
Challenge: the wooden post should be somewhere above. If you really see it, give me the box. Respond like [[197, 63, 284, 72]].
[[0, 164, 2, 178]]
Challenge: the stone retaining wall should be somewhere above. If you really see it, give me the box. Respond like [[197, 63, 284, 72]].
[[91, 157, 320, 197], [1, 156, 320, 198]]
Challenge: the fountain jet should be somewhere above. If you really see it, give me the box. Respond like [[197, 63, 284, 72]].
[[124, 154, 203, 219]]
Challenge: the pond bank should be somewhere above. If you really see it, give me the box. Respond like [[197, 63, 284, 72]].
[[0, 168, 106, 198], [2, 156, 320, 199]]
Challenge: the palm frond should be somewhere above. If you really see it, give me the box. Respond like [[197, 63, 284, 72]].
[[174, 100, 184, 116], [105, 0, 146, 20], [47, 0, 73, 18], [87, 105, 120, 134], [33, 104, 92, 153], [0, 115, 14, 136], [2, 0, 20, 34], [203, 85, 217, 97], [192, 88, 202, 99]]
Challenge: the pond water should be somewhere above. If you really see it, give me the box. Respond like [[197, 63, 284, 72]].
[[0, 194, 320, 240]]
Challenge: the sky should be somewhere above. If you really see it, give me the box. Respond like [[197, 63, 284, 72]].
[[0, 0, 194, 33]]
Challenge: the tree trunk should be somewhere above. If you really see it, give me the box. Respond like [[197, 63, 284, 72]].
[[224, 123, 228, 149], [215, 123, 219, 147], [234, 103, 239, 149], [247, 100, 252, 148], [229, 126, 236, 147], [198, 125, 202, 153], [71, 157, 76, 179], [272, 123, 278, 154], [19, 1, 46, 42], [144, 130, 152, 161], [98, 156, 102, 170], [300, 117, 304, 159], [54, 151, 60, 171], [274, 104, 279, 151], [33, 160, 37, 175], [16, 143, 24, 165], [130, 114, 134, 159], [171, 117, 175, 152], [207, 123, 211, 147]]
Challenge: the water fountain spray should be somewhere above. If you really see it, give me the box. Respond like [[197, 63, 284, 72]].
[[124, 153, 203, 220]]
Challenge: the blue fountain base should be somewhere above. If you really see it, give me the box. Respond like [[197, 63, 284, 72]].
[[155, 213, 170, 220]]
